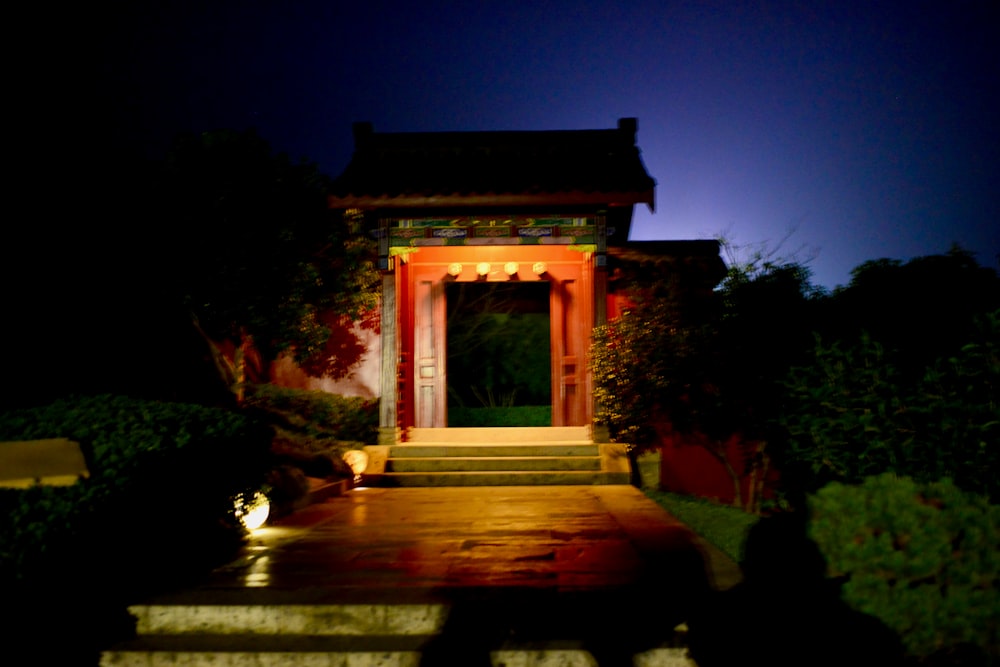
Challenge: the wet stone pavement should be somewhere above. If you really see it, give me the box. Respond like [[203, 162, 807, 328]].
[[132, 485, 742, 666], [181, 486, 738, 600]]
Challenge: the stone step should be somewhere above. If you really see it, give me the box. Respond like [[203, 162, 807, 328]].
[[101, 633, 431, 662], [381, 434, 610, 488], [128, 602, 449, 636], [373, 470, 630, 486], [102, 637, 694, 666], [406, 427, 590, 443], [388, 456, 602, 473], [362, 443, 631, 488], [390, 444, 598, 457], [103, 603, 436, 666], [103, 602, 695, 666]]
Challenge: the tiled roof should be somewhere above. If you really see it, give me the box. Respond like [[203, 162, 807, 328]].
[[608, 241, 728, 290], [329, 118, 656, 210]]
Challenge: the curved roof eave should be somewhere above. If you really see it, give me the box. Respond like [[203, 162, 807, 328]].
[[329, 190, 654, 212]]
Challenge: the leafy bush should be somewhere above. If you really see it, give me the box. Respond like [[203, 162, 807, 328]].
[[592, 260, 817, 510], [591, 308, 664, 448], [808, 474, 999, 661], [243, 383, 378, 443], [241, 385, 377, 491], [778, 310, 1000, 500], [0, 394, 271, 592]]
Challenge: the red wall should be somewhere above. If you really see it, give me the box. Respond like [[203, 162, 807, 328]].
[[658, 429, 780, 509]]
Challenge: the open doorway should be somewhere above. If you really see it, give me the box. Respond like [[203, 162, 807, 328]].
[[445, 281, 551, 426]]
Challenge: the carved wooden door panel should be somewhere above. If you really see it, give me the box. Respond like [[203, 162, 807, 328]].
[[413, 273, 447, 427]]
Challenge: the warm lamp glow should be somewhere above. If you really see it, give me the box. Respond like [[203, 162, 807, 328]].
[[447, 263, 463, 277], [533, 262, 548, 275], [235, 491, 270, 531], [504, 262, 519, 276], [343, 449, 369, 476], [476, 262, 491, 276]]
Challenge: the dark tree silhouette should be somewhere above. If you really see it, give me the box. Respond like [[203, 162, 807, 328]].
[[150, 129, 379, 398]]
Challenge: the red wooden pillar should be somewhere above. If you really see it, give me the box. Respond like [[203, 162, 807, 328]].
[[549, 260, 592, 426]]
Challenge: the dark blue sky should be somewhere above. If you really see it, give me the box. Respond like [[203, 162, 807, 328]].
[[49, 0, 1000, 289]]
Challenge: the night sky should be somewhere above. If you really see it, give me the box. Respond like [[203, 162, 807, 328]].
[[21, 0, 1000, 290]]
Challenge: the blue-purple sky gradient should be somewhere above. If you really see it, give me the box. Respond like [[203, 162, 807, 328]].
[[74, 1, 1000, 289]]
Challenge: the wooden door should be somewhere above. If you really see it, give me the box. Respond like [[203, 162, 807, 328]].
[[413, 272, 447, 427]]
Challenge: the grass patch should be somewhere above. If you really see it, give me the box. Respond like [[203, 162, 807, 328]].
[[448, 405, 551, 427], [644, 489, 760, 562]]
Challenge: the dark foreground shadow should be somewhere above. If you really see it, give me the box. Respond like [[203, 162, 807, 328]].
[[685, 512, 905, 667], [418, 532, 711, 667], [6, 583, 136, 667], [418, 589, 694, 667]]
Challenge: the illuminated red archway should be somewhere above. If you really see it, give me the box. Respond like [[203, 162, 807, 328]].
[[395, 245, 594, 429], [327, 119, 665, 445]]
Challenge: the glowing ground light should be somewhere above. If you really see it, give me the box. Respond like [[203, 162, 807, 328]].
[[343, 449, 369, 484], [234, 490, 270, 530]]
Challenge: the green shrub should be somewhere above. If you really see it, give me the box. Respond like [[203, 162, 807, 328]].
[[808, 473, 999, 660], [590, 310, 663, 448], [448, 405, 551, 427], [0, 394, 271, 593], [243, 384, 378, 443], [778, 310, 1000, 501]]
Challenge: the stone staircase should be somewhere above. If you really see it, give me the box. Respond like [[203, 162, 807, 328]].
[[100, 598, 695, 666], [98, 434, 686, 666], [100, 601, 442, 666], [362, 427, 631, 487]]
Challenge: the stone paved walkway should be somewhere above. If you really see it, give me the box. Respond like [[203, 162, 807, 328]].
[[134, 485, 742, 665], [151, 485, 739, 604]]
